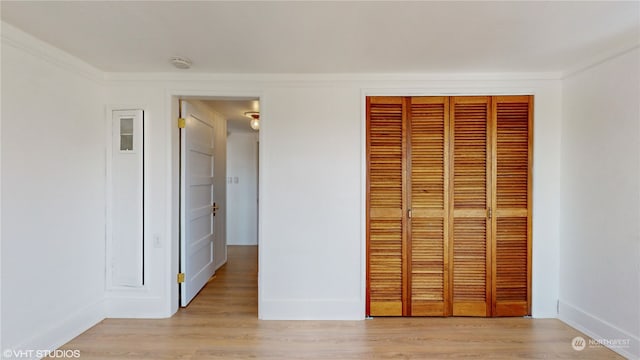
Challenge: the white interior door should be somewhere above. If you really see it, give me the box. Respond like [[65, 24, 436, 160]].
[[180, 100, 217, 306]]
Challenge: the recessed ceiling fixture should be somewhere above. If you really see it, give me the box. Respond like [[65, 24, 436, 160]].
[[170, 56, 192, 69], [244, 111, 260, 131]]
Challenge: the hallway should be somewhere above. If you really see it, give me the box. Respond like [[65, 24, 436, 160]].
[[54, 246, 621, 359]]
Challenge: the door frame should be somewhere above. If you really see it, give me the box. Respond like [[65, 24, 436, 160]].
[[167, 90, 264, 315]]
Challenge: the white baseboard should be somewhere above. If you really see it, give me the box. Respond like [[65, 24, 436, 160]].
[[105, 296, 171, 318], [214, 259, 227, 272], [3, 299, 104, 360], [259, 298, 364, 320], [559, 300, 639, 359], [531, 308, 558, 319]]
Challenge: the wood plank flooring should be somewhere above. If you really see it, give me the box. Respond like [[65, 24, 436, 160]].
[[54, 246, 622, 359]]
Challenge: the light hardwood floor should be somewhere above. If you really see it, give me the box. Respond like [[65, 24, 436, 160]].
[[54, 246, 622, 359]]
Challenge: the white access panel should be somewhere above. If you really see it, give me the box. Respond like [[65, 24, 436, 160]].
[[111, 109, 144, 287]]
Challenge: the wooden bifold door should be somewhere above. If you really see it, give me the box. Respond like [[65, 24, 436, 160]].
[[366, 95, 532, 317]]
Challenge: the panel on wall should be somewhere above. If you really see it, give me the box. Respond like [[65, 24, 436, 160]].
[[111, 109, 144, 287], [409, 97, 449, 316], [449, 97, 491, 317], [367, 96, 406, 316], [491, 95, 532, 316], [226, 133, 258, 246]]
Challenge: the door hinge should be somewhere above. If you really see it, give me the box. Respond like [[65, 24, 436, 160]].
[[487, 207, 492, 219], [211, 202, 219, 217], [408, 209, 412, 219], [178, 118, 186, 128], [177, 273, 185, 283]]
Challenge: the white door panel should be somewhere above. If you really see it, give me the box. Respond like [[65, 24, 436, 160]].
[[180, 101, 216, 306]]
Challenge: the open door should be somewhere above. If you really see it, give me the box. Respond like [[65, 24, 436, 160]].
[[180, 100, 218, 306]]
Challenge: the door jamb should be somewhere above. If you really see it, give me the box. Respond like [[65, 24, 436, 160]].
[[167, 90, 264, 316]]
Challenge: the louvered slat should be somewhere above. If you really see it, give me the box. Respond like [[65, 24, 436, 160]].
[[367, 97, 404, 316], [453, 219, 487, 300], [495, 218, 527, 300], [496, 101, 529, 208], [410, 98, 446, 210], [409, 97, 448, 315], [369, 219, 403, 308], [411, 219, 444, 299], [453, 103, 487, 209], [492, 96, 531, 316], [369, 104, 403, 209], [451, 97, 490, 317]]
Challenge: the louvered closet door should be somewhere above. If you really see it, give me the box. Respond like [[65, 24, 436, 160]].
[[367, 95, 531, 318], [367, 97, 406, 316], [449, 96, 491, 317], [408, 97, 449, 316], [491, 96, 532, 316]]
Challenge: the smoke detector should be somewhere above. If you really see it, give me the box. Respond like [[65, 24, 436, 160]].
[[170, 57, 192, 69]]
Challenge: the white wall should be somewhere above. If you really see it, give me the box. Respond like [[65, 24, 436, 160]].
[[226, 132, 258, 246], [263, 83, 563, 319], [1, 23, 106, 353], [260, 86, 364, 318], [559, 47, 640, 359], [98, 77, 564, 321], [0, 21, 568, 356]]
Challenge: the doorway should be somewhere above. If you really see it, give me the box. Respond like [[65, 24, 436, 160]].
[[173, 95, 260, 308]]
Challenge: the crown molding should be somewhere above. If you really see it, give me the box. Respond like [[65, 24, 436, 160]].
[[1, 21, 105, 83], [562, 31, 640, 79], [104, 71, 563, 85]]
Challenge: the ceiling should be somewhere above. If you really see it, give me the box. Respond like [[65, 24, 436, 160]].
[[202, 98, 260, 134], [1, 1, 638, 74]]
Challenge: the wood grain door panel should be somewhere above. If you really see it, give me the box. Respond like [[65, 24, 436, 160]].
[[367, 95, 531, 318], [491, 95, 532, 316], [367, 97, 406, 316], [449, 96, 491, 317], [409, 97, 449, 316]]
